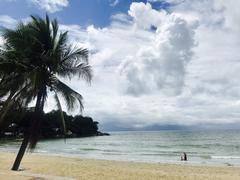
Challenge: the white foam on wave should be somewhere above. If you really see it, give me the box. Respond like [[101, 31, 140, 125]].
[[36, 150, 48, 153], [211, 156, 240, 159]]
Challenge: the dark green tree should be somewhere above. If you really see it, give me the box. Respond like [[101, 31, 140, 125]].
[[0, 15, 92, 170]]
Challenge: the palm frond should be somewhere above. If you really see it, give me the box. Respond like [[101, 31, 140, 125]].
[[58, 63, 92, 82], [51, 19, 59, 45], [62, 47, 88, 64], [52, 78, 83, 112], [54, 92, 67, 136]]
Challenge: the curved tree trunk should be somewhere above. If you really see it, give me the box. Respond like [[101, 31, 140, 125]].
[[11, 90, 44, 171], [11, 132, 29, 170]]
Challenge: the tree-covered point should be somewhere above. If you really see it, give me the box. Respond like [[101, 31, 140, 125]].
[[0, 109, 109, 139]]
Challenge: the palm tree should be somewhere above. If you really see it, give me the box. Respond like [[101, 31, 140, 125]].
[[0, 15, 92, 170]]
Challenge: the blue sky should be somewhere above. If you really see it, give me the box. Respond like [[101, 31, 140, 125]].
[[0, 0, 170, 27], [1, 0, 240, 130]]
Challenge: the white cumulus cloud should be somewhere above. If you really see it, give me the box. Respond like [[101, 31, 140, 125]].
[[120, 2, 197, 96], [30, 0, 69, 13]]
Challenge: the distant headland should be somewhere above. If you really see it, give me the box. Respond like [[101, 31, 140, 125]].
[[0, 109, 109, 139]]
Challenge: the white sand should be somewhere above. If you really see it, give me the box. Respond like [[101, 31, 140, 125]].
[[1, 152, 240, 180]]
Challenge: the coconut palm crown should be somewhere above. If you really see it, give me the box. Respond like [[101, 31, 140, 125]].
[[0, 15, 92, 170]]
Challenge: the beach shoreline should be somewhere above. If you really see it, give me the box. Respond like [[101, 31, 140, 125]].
[[1, 148, 237, 168], [1, 152, 240, 180]]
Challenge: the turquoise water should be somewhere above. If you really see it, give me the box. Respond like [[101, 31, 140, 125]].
[[1, 130, 240, 166]]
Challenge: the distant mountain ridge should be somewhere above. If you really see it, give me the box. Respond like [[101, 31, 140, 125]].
[[100, 122, 240, 131]]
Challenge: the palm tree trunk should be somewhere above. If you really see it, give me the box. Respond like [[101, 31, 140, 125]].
[[11, 132, 29, 170], [28, 90, 45, 150], [11, 91, 43, 171]]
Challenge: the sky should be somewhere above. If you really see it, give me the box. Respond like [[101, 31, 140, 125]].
[[0, 0, 240, 130]]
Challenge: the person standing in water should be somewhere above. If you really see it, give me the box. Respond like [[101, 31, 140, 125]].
[[181, 152, 187, 161]]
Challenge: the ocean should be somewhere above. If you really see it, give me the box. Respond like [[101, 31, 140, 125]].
[[1, 130, 240, 166]]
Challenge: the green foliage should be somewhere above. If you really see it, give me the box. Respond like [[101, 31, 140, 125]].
[[0, 110, 100, 139]]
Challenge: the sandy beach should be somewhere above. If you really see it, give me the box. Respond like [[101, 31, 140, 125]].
[[0, 152, 239, 180]]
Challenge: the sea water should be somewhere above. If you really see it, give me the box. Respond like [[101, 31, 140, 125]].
[[1, 130, 240, 166]]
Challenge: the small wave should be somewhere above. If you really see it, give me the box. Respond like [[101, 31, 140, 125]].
[[139, 153, 179, 156], [102, 152, 122, 155], [80, 148, 100, 151], [155, 145, 171, 148], [103, 149, 121, 153], [211, 156, 240, 159], [200, 155, 211, 159], [36, 150, 48, 153], [176, 144, 209, 148]]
